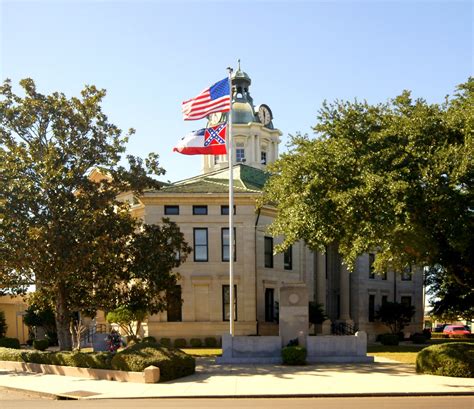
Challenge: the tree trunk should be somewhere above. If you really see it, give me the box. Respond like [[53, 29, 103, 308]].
[[55, 283, 72, 351]]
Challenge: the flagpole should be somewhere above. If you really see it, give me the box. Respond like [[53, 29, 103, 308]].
[[227, 66, 234, 337]]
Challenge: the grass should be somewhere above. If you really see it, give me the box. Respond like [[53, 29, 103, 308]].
[[366, 339, 474, 365], [180, 348, 222, 357]]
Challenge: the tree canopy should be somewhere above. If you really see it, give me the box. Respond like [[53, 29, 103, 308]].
[[262, 78, 473, 289], [0, 78, 190, 350]]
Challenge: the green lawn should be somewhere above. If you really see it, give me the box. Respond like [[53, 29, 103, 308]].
[[180, 348, 222, 356], [367, 339, 474, 365], [367, 345, 424, 365]]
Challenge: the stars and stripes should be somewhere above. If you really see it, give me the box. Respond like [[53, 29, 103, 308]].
[[181, 78, 231, 121]]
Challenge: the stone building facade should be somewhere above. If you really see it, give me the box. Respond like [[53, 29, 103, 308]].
[[122, 68, 423, 343]]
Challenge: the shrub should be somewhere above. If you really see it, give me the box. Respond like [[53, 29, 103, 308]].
[[174, 338, 187, 348], [142, 336, 157, 344], [380, 334, 399, 346], [0, 347, 113, 370], [159, 338, 171, 347], [411, 333, 427, 344], [0, 347, 25, 361], [204, 337, 218, 347], [0, 311, 7, 338], [33, 339, 49, 351], [0, 337, 20, 349], [282, 346, 307, 365], [111, 342, 195, 382], [431, 333, 449, 339], [190, 338, 202, 347], [416, 342, 474, 378]]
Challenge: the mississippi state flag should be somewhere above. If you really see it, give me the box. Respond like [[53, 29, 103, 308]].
[[173, 123, 227, 155], [182, 78, 231, 121]]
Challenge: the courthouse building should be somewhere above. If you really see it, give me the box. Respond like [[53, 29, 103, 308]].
[[122, 68, 424, 342]]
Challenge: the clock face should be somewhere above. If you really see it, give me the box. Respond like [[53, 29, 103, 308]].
[[258, 105, 272, 125]]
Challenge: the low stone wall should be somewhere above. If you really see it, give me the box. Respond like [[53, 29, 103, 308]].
[[306, 331, 374, 363], [217, 331, 374, 364], [217, 334, 282, 363], [0, 361, 160, 383]]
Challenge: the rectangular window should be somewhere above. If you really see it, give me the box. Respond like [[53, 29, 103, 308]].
[[261, 151, 267, 165], [401, 296, 412, 307], [166, 285, 182, 322], [220, 205, 236, 215], [222, 285, 237, 321], [221, 228, 236, 261], [382, 295, 388, 305], [264, 237, 273, 268], [402, 265, 412, 281], [164, 205, 179, 215], [236, 146, 245, 163], [193, 228, 208, 261], [382, 271, 387, 280], [369, 253, 375, 279], [265, 288, 275, 322], [284, 245, 292, 270], [193, 205, 208, 215], [368, 294, 375, 322]]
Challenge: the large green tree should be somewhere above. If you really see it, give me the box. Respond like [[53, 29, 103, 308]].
[[0, 78, 190, 350], [262, 78, 473, 289]]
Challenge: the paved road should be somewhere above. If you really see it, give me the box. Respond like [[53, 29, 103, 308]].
[[1, 395, 474, 409]]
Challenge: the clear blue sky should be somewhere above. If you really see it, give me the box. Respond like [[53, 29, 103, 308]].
[[1, 0, 472, 182]]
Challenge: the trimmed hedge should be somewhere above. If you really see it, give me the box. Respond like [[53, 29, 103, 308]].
[[190, 338, 202, 347], [142, 336, 157, 344], [111, 342, 195, 382], [0, 338, 20, 349], [0, 347, 113, 369], [282, 346, 307, 365], [159, 338, 171, 347], [380, 334, 399, 346], [33, 339, 49, 351], [416, 342, 474, 378], [173, 338, 187, 348], [204, 337, 218, 347], [411, 334, 427, 344]]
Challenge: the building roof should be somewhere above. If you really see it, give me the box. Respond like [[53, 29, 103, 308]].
[[147, 164, 270, 194]]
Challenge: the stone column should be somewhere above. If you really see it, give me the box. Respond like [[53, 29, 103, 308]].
[[339, 263, 354, 325], [316, 251, 331, 335]]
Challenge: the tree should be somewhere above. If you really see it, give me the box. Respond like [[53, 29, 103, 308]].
[[23, 299, 57, 344], [426, 266, 474, 322], [376, 301, 415, 335], [106, 306, 146, 340], [308, 301, 327, 334], [261, 78, 473, 289], [0, 78, 190, 350]]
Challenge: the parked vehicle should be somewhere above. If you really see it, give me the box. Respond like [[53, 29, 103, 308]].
[[443, 325, 470, 336], [434, 324, 447, 333]]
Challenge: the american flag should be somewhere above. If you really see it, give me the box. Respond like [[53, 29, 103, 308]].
[[182, 78, 231, 121]]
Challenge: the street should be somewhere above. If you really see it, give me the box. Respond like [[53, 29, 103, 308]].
[[1, 392, 473, 409]]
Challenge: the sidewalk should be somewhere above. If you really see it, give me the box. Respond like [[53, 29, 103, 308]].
[[0, 357, 473, 400]]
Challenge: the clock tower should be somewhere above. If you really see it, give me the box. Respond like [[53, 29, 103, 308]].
[[202, 64, 282, 174]]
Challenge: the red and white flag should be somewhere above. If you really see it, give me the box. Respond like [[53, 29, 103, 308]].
[[173, 123, 227, 155]]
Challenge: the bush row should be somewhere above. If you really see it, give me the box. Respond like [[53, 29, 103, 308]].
[[0, 343, 196, 382], [159, 337, 218, 348], [0, 338, 21, 349]]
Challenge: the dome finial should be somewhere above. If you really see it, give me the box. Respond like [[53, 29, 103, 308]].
[[237, 59, 241, 71]]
